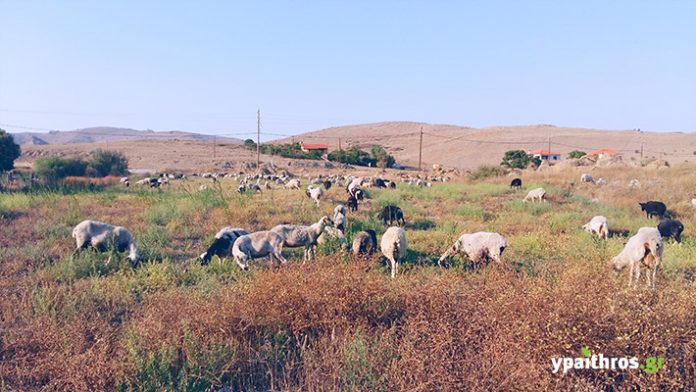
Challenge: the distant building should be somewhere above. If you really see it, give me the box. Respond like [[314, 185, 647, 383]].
[[590, 149, 623, 159], [300, 142, 329, 158], [531, 150, 561, 162]]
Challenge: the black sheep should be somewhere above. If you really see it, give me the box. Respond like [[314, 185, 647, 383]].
[[378, 205, 405, 226], [639, 201, 667, 219], [510, 178, 522, 189], [658, 219, 684, 243]]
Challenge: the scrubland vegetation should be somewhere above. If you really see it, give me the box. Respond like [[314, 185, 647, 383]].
[[1, 165, 696, 390]]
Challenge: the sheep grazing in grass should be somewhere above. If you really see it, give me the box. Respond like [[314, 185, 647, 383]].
[[333, 205, 347, 232], [232, 231, 286, 271], [510, 178, 522, 189], [347, 178, 362, 196], [580, 173, 595, 184], [583, 216, 609, 239], [271, 216, 333, 262], [306, 186, 324, 207], [380, 227, 407, 279], [72, 220, 139, 265], [317, 226, 348, 249], [438, 232, 507, 268], [609, 227, 662, 289], [352, 230, 378, 258], [323, 180, 332, 190], [523, 187, 546, 203], [199, 227, 250, 265], [629, 179, 641, 189], [658, 218, 684, 243], [285, 178, 301, 189], [347, 194, 359, 212], [639, 201, 667, 219], [378, 205, 405, 226]]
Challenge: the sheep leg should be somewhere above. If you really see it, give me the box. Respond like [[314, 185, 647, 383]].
[[651, 266, 657, 289], [633, 264, 641, 289], [628, 263, 635, 287], [390, 258, 396, 279]]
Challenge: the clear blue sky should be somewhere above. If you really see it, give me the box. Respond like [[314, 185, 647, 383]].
[[1, 1, 695, 139]]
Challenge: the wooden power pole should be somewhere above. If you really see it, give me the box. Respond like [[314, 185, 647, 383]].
[[418, 126, 424, 171], [338, 137, 342, 151], [256, 109, 261, 169]]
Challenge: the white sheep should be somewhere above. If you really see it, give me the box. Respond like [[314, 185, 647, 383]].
[[285, 178, 301, 189], [691, 198, 696, 207], [628, 179, 641, 189], [438, 232, 507, 267], [347, 178, 363, 197], [306, 186, 324, 207], [582, 216, 609, 239], [609, 227, 662, 289], [232, 231, 287, 270], [271, 216, 333, 262], [316, 226, 348, 249], [332, 205, 347, 232], [523, 187, 546, 202], [580, 173, 595, 183], [596, 178, 607, 186], [199, 227, 250, 265], [380, 227, 407, 279], [72, 220, 139, 264]]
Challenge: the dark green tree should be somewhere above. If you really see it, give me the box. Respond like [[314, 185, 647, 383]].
[[371, 146, 396, 168], [0, 129, 21, 171], [501, 150, 535, 169], [85, 149, 129, 177]]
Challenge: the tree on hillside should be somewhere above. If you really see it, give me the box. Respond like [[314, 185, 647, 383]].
[[501, 150, 536, 169], [85, 149, 129, 177], [0, 129, 21, 171], [371, 146, 396, 169], [567, 150, 587, 159], [244, 139, 257, 150]]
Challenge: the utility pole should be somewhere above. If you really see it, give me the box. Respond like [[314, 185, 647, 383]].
[[418, 126, 423, 171], [338, 137, 342, 151], [640, 143, 644, 162], [213, 135, 217, 159], [256, 109, 261, 169]]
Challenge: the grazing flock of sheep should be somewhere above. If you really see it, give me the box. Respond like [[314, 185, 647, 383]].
[[69, 172, 684, 287]]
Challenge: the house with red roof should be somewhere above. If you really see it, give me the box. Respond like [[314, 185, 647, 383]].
[[300, 142, 329, 158], [531, 150, 561, 162]]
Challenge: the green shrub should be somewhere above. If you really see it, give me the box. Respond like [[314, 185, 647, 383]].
[[85, 149, 129, 177], [567, 150, 587, 159], [34, 156, 88, 182], [327, 145, 396, 168], [469, 165, 506, 181]]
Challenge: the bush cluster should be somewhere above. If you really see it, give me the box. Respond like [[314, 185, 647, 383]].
[[35, 149, 128, 182]]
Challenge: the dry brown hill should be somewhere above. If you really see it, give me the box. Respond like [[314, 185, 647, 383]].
[[286, 122, 696, 169], [16, 122, 696, 171]]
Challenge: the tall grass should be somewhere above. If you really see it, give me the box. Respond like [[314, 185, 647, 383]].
[[3, 169, 696, 390]]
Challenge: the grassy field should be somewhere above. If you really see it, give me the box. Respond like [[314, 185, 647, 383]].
[[2, 165, 696, 391]]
